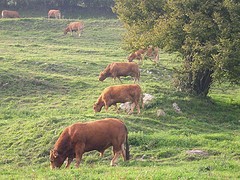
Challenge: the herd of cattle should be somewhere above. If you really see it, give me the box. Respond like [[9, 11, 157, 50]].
[[1, 9, 160, 168], [1, 9, 84, 36]]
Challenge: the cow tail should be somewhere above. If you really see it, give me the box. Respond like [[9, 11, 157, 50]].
[[125, 132, 130, 160], [140, 91, 144, 109], [137, 68, 140, 82]]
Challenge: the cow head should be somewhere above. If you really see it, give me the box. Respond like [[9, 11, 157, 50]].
[[49, 149, 65, 169], [127, 53, 134, 62], [63, 28, 68, 35], [64, 26, 71, 35], [93, 102, 104, 112], [98, 72, 107, 81]]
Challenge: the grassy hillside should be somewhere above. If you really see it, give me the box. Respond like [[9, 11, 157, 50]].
[[0, 17, 240, 179]]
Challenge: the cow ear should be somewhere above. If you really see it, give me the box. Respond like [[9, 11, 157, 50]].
[[50, 149, 59, 158], [53, 150, 59, 158]]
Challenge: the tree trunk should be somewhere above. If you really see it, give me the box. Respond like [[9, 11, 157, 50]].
[[178, 56, 213, 96], [192, 69, 213, 96]]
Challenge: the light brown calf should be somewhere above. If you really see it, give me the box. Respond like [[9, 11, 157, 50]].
[[127, 49, 145, 62], [1, 10, 20, 18], [128, 46, 159, 63], [48, 9, 61, 19], [64, 21, 84, 37]]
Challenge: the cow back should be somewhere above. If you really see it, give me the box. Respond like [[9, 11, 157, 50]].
[[111, 62, 139, 76], [70, 118, 127, 152], [103, 84, 142, 104], [2, 10, 20, 18], [48, 10, 61, 19]]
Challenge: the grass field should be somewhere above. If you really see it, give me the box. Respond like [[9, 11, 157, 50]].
[[0, 16, 240, 179]]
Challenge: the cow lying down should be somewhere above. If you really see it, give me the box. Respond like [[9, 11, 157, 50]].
[[50, 118, 129, 169]]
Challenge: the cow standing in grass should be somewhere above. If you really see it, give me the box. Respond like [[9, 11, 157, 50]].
[[48, 10, 61, 19], [128, 49, 145, 63], [50, 118, 129, 169], [128, 46, 159, 63], [1, 10, 20, 18], [99, 62, 140, 83], [93, 84, 143, 114], [64, 21, 84, 37]]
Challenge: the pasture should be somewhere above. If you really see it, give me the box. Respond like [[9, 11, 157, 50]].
[[0, 16, 240, 179]]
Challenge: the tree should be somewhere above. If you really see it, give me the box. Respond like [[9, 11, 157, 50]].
[[113, 0, 240, 96]]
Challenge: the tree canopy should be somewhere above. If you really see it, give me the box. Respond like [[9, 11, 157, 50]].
[[113, 0, 240, 96]]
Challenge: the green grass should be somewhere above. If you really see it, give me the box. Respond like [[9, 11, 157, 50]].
[[0, 16, 240, 179]]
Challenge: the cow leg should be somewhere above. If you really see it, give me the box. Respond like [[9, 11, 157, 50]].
[[104, 100, 111, 112], [75, 145, 84, 168], [134, 77, 137, 84], [128, 103, 136, 114], [65, 157, 73, 168], [104, 105, 109, 112], [99, 151, 104, 157], [75, 153, 83, 168], [121, 143, 126, 161], [111, 151, 122, 166], [136, 102, 141, 114], [114, 104, 119, 113], [117, 77, 123, 84]]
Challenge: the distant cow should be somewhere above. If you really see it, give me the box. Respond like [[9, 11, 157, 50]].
[[93, 84, 143, 114], [144, 46, 159, 63], [99, 62, 140, 83], [50, 118, 129, 169], [1, 10, 20, 18], [128, 46, 159, 63], [64, 21, 84, 37], [48, 10, 61, 19], [128, 49, 145, 63]]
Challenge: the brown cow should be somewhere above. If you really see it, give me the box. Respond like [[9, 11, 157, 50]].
[[143, 46, 159, 63], [128, 49, 145, 62], [49, 118, 129, 169], [93, 84, 143, 114], [1, 10, 20, 18], [128, 46, 159, 63], [99, 62, 140, 83], [48, 9, 61, 19], [64, 21, 84, 37]]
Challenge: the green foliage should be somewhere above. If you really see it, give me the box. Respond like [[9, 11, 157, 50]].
[[113, 0, 240, 96], [113, 0, 165, 50]]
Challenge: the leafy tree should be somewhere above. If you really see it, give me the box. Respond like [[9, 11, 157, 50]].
[[114, 0, 240, 96]]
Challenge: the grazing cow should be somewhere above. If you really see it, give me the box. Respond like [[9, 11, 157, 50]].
[[50, 118, 129, 169], [128, 49, 145, 62], [93, 84, 143, 114], [64, 21, 84, 37], [48, 9, 61, 19], [144, 46, 159, 63], [128, 46, 159, 63], [99, 62, 140, 83], [1, 10, 20, 18]]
